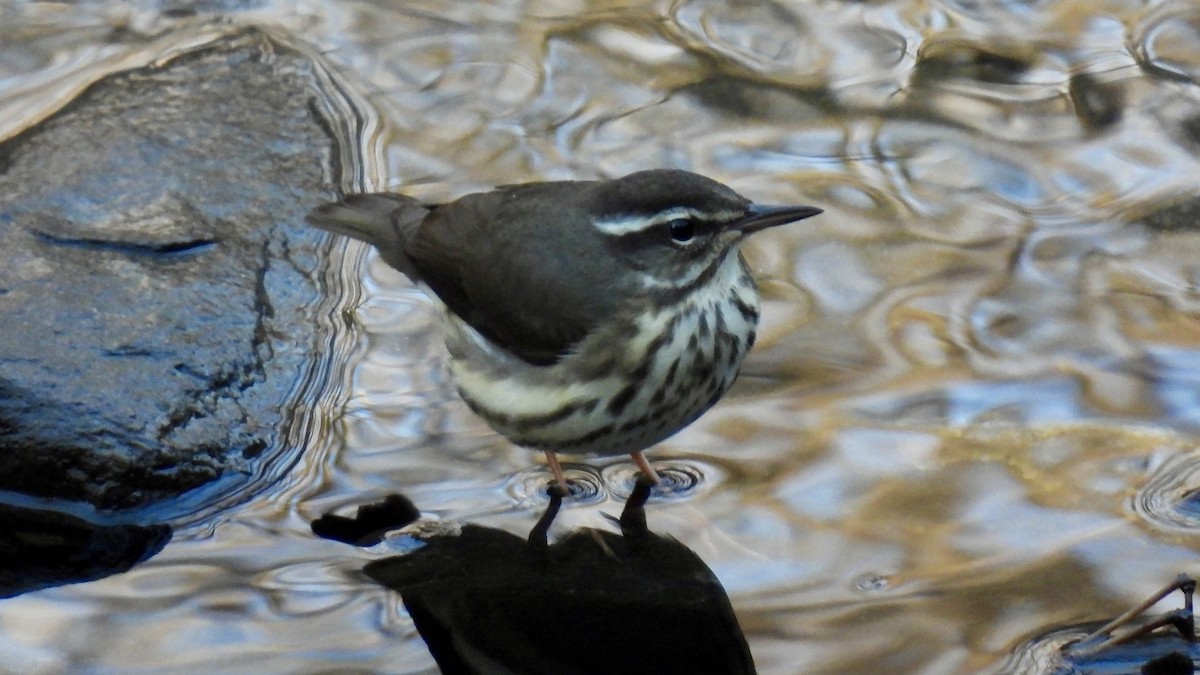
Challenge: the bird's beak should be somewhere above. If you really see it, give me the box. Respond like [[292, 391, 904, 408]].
[[736, 204, 823, 235]]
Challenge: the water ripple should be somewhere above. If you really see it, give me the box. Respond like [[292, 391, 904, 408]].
[[1132, 451, 1200, 532], [1134, 3, 1200, 83], [504, 464, 608, 508], [603, 459, 715, 503]]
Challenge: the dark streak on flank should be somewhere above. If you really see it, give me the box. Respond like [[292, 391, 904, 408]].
[[557, 421, 618, 449], [649, 384, 666, 407], [664, 358, 680, 386], [460, 391, 582, 432], [606, 383, 639, 417], [725, 332, 742, 363], [731, 294, 757, 323]]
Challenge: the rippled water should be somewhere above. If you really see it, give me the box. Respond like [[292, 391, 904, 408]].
[[6, 1, 1200, 673]]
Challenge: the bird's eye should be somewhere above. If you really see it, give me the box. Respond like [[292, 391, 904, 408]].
[[666, 218, 695, 243]]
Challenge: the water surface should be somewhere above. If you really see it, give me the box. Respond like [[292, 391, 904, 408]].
[[5, 1, 1200, 673]]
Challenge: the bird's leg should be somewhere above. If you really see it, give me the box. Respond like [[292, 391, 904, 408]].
[[1065, 573, 1196, 658], [527, 480, 565, 557], [543, 450, 569, 493], [630, 452, 661, 484], [618, 475, 655, 545]]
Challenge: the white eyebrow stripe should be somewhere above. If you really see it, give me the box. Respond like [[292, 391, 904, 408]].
[[591, 207, 744, 236]]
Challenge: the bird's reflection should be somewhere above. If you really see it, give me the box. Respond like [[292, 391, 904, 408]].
[[313, 478, 756, 674]]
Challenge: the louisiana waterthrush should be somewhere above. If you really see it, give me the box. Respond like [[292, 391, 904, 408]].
[[309, 169, 821, 489]]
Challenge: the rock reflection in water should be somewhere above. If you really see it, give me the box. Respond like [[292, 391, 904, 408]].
[[313, 478, 755, 675]]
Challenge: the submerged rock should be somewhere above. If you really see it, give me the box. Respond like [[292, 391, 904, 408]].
[[0, 28, 347, 522], [1134, 195, 1200, 232]]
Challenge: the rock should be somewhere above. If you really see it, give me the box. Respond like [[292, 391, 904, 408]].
[[311, 495, 422, 547], [0, 27, 346, 521], [1134, 195, 1200, 231], [1141, 651, 1195, 675], [910, 39, 1035, 87], [0, 504, 172, 598], [1069, 72, 1123, 132]]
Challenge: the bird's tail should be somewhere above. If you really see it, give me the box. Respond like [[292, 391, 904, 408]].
[[306, 193, 427, 252]]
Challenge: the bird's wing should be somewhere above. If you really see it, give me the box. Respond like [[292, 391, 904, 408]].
[[309, 184, 624, 366], [406, 186, 624, 365]]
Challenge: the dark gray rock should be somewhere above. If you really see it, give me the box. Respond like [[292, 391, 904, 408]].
[[160, 0, 268, 16], [0, 504, 172, 598], [1069, 72, 1123, 132], [0, 28, 347, 521], [910, 40, 1034, 87], [1135, 196, 1200, 232]]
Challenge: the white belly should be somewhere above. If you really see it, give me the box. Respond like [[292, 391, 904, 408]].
[[446, 251, 760, 456]]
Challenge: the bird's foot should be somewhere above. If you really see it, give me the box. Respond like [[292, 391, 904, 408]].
[[1064, 573, 1196, 659]]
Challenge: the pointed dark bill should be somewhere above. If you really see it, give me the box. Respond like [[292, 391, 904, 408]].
[[736, 204, 823, 234]]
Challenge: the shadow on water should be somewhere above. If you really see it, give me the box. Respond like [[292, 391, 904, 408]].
[[313, 477, 756, 675]]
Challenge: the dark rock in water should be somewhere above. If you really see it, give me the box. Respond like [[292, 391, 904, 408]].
[[311, 494, 422, 546], [1142, 651, 1195, 675], [1069, 72, 1123, 132], [0, 503, 172, 598], [910, 39, 1035, 87], [1180, 114, 1200, 149], [354, 480, 757, 675], [0, 28, 346, 521], [1133, 196, 1200, 232], [677, 76, 833, 120], [160, 0, 268, 16]]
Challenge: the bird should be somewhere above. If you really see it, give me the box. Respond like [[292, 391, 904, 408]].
[[308, 169, 821, 490]]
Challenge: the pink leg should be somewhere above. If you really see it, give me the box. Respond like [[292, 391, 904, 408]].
[[544, 450, 568, 491], [630, 452, 661, 484]]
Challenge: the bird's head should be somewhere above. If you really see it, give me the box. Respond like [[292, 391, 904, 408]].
[[582, 169, 821, 291]]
